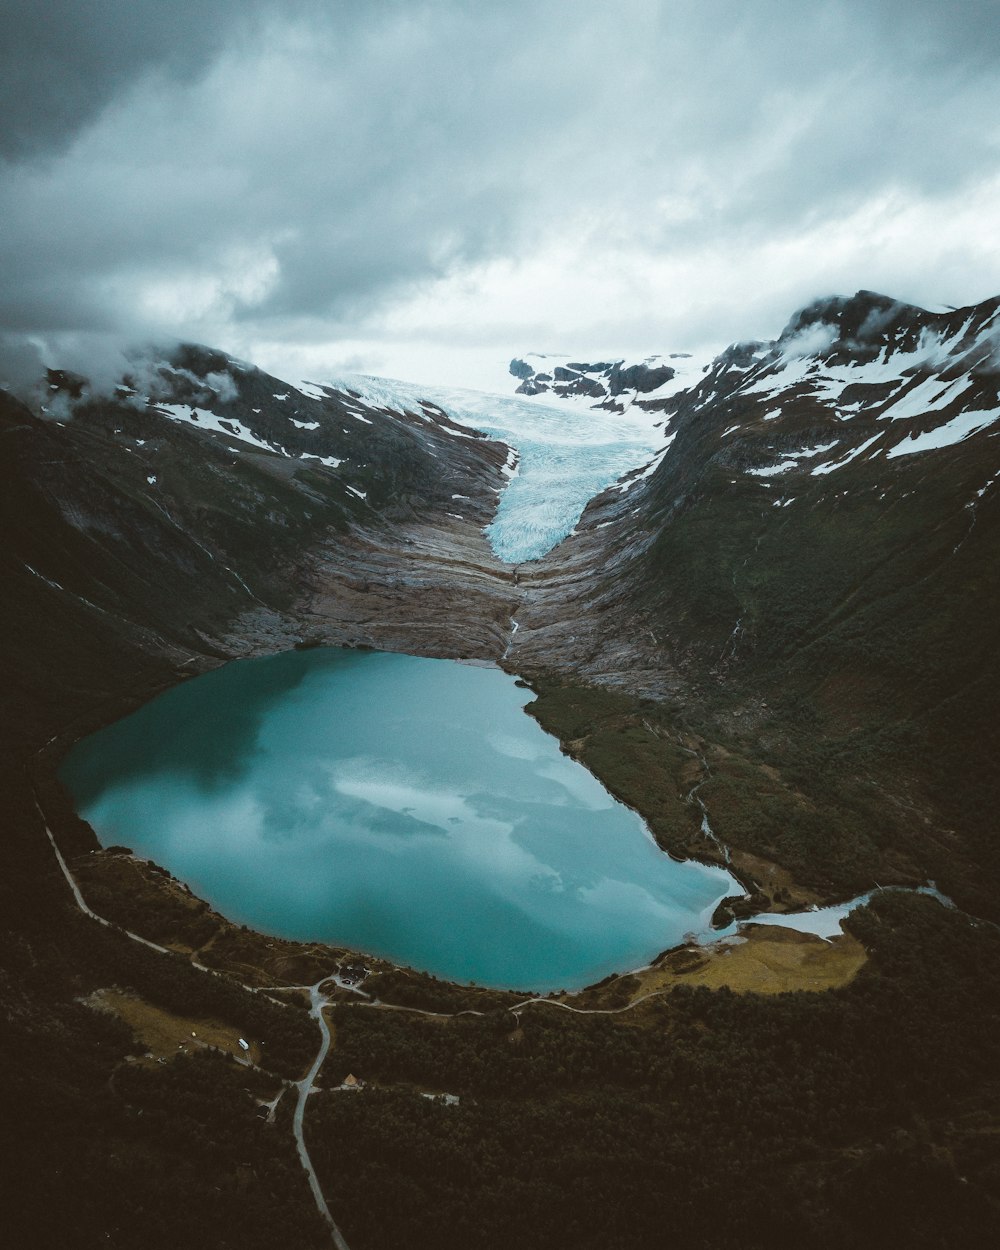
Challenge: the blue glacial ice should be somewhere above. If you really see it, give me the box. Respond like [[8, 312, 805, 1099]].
[[329, 376, 672, 564]]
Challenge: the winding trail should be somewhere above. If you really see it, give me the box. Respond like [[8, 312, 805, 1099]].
[[33, 793, 349, 1245], [293, 980, 351, 1250], [335, 988, 669, 1020], [506, 991, 669, 1016], [34, 797, 175, 956]]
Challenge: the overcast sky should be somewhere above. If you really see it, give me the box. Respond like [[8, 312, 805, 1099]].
[[2, 0, 1000, 391]]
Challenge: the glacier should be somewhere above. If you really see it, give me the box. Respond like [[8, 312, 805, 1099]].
[[327, 376, 669, 563]]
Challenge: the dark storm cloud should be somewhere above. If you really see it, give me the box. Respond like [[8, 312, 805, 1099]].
[[0, 1, 607, 332], [2, 0, 999, 378], [0, 0, 267, 160], [861, 0, 1000, 67]]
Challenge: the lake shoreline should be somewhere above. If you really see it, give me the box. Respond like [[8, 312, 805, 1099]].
[[33, 640, 885, 1008], [57, 647, 741, 995]]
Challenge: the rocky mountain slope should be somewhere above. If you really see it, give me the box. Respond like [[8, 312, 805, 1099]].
[[511, 290, 1000, 917], [2, 344, 516, 750]]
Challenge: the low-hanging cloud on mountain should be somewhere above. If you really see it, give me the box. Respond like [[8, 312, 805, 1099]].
[[2, 0, 1000, 387]]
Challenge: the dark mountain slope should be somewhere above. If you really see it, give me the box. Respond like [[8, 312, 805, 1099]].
[[2, 345, 509, 748], [520, 291, 1000, 916], [0, 348, 517, 1248]]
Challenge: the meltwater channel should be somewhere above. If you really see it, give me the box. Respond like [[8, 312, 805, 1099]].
[[60, 648, 736, 992]]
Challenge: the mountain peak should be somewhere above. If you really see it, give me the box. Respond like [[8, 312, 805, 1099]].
[[777, 290, 923, 353], [769, 290, 1000, 374]]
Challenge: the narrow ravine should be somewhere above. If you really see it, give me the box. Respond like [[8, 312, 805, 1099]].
[[678, 743, 732, 864], [502, 617, 519, 659]]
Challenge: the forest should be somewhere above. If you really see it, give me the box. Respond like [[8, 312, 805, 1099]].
[[0, 764, 328, 1249], [307, 893, 1000, 1249]]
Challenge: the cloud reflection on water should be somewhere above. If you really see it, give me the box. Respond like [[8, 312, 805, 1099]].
[[62, 648, 736, 990]]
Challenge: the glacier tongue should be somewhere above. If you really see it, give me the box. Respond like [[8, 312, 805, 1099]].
[[477, 396, 665, 562], [329, 376, 668, 563]]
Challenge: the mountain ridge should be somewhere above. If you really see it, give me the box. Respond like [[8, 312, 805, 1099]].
[[504, 289, 999, 919]]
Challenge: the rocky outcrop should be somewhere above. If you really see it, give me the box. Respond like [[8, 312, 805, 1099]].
[[607, 361, 675, 394], [509, 356, 676, 405]]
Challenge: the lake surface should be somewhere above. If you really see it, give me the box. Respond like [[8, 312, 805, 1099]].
[[60, 648, 735, 991]]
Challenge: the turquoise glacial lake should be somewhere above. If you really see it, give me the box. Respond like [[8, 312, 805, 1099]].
[[60, 648, 735, 992]]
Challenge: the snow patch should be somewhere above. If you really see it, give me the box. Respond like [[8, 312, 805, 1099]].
[[879, 374, 970, 422], [300, 453, 343, 469], [811, 432, 883, 475], [295, 380, 330, 401], [886, 408, 1000, 458], [745, 440, 839, 476], [741, 355, 817, 398], [152, 403, 277, 453]]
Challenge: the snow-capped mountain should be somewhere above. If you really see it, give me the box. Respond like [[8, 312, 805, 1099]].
[[510, 291, 1000, 471], [577, 292, 1000, 679], [0, 341, 513, 732], [527, 290, 1000, 919], [654, 289, 1000, 477], [32, 342, 505, 521], [4, 290, 1000, 1250]]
